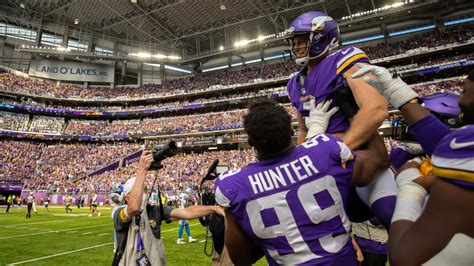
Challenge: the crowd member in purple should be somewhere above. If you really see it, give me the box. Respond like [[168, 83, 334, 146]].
[[285, 11, 396, 230], [352, 65, 474, 265], [389, 93, 464, 171], [214, 100, 389, 265]]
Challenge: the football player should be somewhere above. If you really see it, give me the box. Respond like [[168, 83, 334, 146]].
[[176, 188, 198, 244], [285, 11, 395, 230], [215, 100, 389, 265], [352, 65, 474, 265]]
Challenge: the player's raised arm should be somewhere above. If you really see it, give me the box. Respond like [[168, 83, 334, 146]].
[[341, 63, 389, 150], [351, 64, 451, 155]]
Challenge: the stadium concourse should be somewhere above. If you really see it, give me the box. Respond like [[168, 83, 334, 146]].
[[0, 0, 474, 265]]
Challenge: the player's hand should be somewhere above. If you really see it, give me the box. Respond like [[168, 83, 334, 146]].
[[356, 248, 364, 262], [351, 63, 419, 109], [138, 150, 154, 172], [305, 99, 339, 139], [397, 157, 435, 192], [396, 158, 422, 187]]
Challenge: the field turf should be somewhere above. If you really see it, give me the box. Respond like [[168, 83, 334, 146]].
[[0, 205, 266, 265]]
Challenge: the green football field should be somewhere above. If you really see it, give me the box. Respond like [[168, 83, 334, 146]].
[[0, 205, 266, 266]]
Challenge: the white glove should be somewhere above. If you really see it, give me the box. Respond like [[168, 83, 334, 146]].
[[351, 63, 419, 109], [305, 99, 339, 139]]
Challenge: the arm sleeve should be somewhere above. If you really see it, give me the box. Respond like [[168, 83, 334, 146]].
[[113, 206, 131, 232], [409, 114, 451, 155]]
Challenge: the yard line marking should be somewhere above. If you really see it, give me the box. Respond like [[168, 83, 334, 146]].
[[199, 240, 206, 243], [97, 233, 109, 236], [0, 224, 110, 240], [6, 242, 114, 265], [27, 228, 39, 231], [66, 231, 78, 234], [82, 232, 93, 235], [0, 217, 109, 228]]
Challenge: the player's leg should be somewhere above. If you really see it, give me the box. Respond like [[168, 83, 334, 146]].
[[355, 168, 397, 230], [177, 220, 185, 244], [185, 221, 197, 242]]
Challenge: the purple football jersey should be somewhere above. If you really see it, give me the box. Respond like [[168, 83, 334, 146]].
[[431, 125, 474, 188], [390, 145, 425, 171], [287, 46, 370, 134], [214, 134, 357, 265]]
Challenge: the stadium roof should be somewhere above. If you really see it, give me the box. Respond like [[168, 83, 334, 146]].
[[0, 0, 472, 60]]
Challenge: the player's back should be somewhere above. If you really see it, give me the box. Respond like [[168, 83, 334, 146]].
[[215, 134, 357, 265]]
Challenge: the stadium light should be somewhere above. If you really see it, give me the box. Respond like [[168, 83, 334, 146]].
[[219, 46, 224, 51]]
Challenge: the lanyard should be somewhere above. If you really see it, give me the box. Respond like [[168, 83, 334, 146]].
[[136, 227, 145, 252]]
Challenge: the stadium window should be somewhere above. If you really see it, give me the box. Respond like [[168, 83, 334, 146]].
[[0, 22, 36, 43], [164, 65, 192, 74], [245, 58, 262, 65], [40, 33, 62, 47], [202, 65, 229, 72], [444, 16, 474, 26], [67, 38, 88, 52], [94, 46, 114, 56], [263, 52, 291, 62], [388, 24, 436, 37], [341, 34, 385, 45]]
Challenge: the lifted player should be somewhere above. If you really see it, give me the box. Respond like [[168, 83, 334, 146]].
[[285, 11, 395, 229]]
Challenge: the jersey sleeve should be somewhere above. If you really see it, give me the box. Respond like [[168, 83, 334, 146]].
[[214, 169, 242, 208], [431, 125, 474, 188], [335, 46, 371, 75], [303, 134, 355, 168]]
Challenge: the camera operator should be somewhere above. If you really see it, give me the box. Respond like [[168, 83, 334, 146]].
[[113, 150, 224, 266]]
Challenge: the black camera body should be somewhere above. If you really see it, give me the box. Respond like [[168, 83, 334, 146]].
[[148, 141, 177, 170]]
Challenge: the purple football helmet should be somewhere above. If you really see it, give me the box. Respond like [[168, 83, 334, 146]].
[[422, 93, 463, 127], [285, 11, 340, 66], [393, 93, 463, 144]]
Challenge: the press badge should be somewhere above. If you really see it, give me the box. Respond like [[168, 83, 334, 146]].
[[136, 252, 151, 266]]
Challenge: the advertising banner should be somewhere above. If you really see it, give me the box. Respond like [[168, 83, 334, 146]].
[[29, 60, 114, 83]]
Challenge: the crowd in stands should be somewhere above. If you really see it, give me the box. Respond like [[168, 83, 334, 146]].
[[65, 107, 297, 136], [412, 78, 463, 96], [2, 136, 407, 194], [0, 24, 471, 101], [29, 116, 65, 133], [0, 111, 29, 131], [389, 51, 473, 72], [0, 61, 297, 99], [1, 85, 287, 112], [363, 24, 473, 59], [0, 139, 256, 194], [0, 141, 140, 191], [0, 140, 45, 181], [73, 149, 256, 194]]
